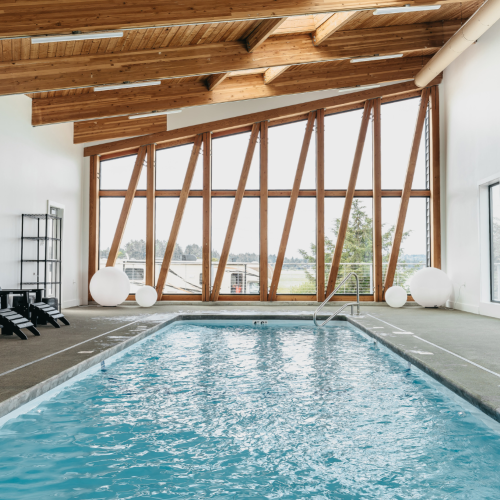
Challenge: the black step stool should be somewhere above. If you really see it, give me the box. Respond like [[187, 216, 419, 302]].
[[0, 309, 41, 340], [30, 302, 70, 328]]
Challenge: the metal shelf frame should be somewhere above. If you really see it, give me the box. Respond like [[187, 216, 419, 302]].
[[20, 214, 62, 311]]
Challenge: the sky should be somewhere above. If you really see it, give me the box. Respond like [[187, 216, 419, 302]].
[[99, 98, 428, 262]]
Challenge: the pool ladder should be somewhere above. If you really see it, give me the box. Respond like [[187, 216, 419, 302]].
[[313, 272, 361, 327]]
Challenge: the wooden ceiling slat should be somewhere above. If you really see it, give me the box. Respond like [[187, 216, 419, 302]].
[[20, 38, 30, 60], [121, 31, 139, 52], [129, 30, 147, 51], [33, 56, 432, 126], [0, 0, 469, 37], [190, 24, 212, 45], [11, 39, 21, 61]]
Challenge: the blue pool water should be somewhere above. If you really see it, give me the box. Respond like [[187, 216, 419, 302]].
[[1, 321, 500, 499]]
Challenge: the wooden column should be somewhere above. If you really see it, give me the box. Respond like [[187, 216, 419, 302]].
[[326, 100, 372, 295], [202, 132, 212, 301], [211, 123, 260, 301], [146, 143, 156, 286], [372, 98, 383, 301], [430, 85, 441, 269], [316, 109, 325, 302], [260, 121, 269, 302], [384, 88, 430, 291], [269, 111, 316, 301], [106, 145, 147, 267], [88, 155, 100, 301], [156, 135, 203, 299]]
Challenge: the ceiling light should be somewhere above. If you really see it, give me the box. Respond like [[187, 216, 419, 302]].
[[128, 110, 183, 120], [94, 81, 162, 92], [373, 5, 441, 15], [31, 31, 123, 44], [351, 53, 403, 63], [338, 84, 381, 93]]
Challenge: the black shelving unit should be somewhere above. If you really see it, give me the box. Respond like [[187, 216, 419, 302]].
[[20, 214, 62, 311]]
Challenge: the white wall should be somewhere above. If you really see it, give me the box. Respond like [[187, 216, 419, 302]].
[[442, 20, 500, 318], [0, 95, 85, 308]]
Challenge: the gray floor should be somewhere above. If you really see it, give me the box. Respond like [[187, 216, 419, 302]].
[[1, 302, 500, 423]]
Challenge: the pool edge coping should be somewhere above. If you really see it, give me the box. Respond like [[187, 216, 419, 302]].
[[1, 313, 499, 426]]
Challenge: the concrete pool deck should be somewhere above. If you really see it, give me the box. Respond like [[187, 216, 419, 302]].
[[1, 303, 500, 424]]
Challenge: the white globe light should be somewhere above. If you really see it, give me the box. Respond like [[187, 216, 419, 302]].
[[136, 285, 157, 307], [89, 267, 130, 307], [410, 267, 452, 308], [385, 286, 407, 308]]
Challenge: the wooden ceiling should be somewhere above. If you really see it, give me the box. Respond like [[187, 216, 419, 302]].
[[0, 0, 481, 143]]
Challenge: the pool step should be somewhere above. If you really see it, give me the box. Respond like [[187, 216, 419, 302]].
[[0, 308, 41, 340], [30, 302, 70, 329]]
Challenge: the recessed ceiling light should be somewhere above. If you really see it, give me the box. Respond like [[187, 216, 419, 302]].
[[31, 31, 123, 44], [374, 5, 441, 15], [94, 81, 162, 92], [128, 109, 183, 119], [338, 84, 381, 93], [351, 54, 404, 63]]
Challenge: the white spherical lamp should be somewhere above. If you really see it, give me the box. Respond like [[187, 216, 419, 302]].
[[136, 285, 157, 307], [90, 267, 130, 307], [385, 286, 407, 308], [410, 267, 452, 308]]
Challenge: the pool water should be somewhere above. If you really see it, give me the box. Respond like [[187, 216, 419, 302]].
[[1, 321, 500, 499]]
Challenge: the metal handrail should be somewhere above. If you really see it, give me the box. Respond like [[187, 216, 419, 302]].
[[313, 272, 361, 327]]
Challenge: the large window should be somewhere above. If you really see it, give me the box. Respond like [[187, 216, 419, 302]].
[[91, 91, 439, 302], [490, 183, 500, 302]]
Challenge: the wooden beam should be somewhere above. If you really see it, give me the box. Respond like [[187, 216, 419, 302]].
[[312, 11, 363, 46], [269, 111, 316, 301], [326, 100, 372, 295], [88, 155, 100, 301], [246, 18, 287, 52], [206, 73, 229, 91], [430, 85, 441, 269], [106, 146, 147, 267], [155, 136, 203, 298], [260, 121, 269, 301], [0, 0, 465, 37], [13, 23, 458, 97], [202, 132, 212, 301], [210, 123, 260, 301], [316, 108, 325, 302], [83, 78, 442, 157], [146, 144, 156, 287], [372, 98, 383, 302], [43, 55, 432, 128], [74, 115, 166, 144], [384, 88, 430, 291], [263, 65, 290, 84]]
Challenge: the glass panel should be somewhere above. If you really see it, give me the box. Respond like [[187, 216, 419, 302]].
[[324, 198, 373, 294], [381, 98, 427, 190], [212, 132, 259, 190], [268, 120, 316, 190], [99, 198, 147, 293], [156, 143, 202, 190], [211, 198, 260, 295], [382, 198, 428, 292], [100, 154, 147, 190], [155, 198, 203, 295], [268, 198, 316, 294], [490, 183, 500, 302], [325, 109, 372, 190]]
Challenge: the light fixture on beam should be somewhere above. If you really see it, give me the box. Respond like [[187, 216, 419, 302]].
[[338, 84, 381, 93], [94, 81, 162, 92], [128, 109, 183, 120], [351, 53, 403, 63], [31, 31, 123, 44], [374, 4, 441, 15]]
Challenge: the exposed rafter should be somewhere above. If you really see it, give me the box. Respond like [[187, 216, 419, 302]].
[[35, 56, 433, 127], [263, 65, 291, 84], [311, 11, 363, 45], [0, 0, 463, 38], [246, 18, 288, 52], [3, 22, 458, 96], [206, 73, 229, 90]]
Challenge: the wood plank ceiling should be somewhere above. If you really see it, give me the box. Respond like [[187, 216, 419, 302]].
[[0, 0, 479, 143]]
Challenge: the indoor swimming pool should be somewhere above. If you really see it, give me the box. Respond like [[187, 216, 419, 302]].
[[1, 320, 500, 499]]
